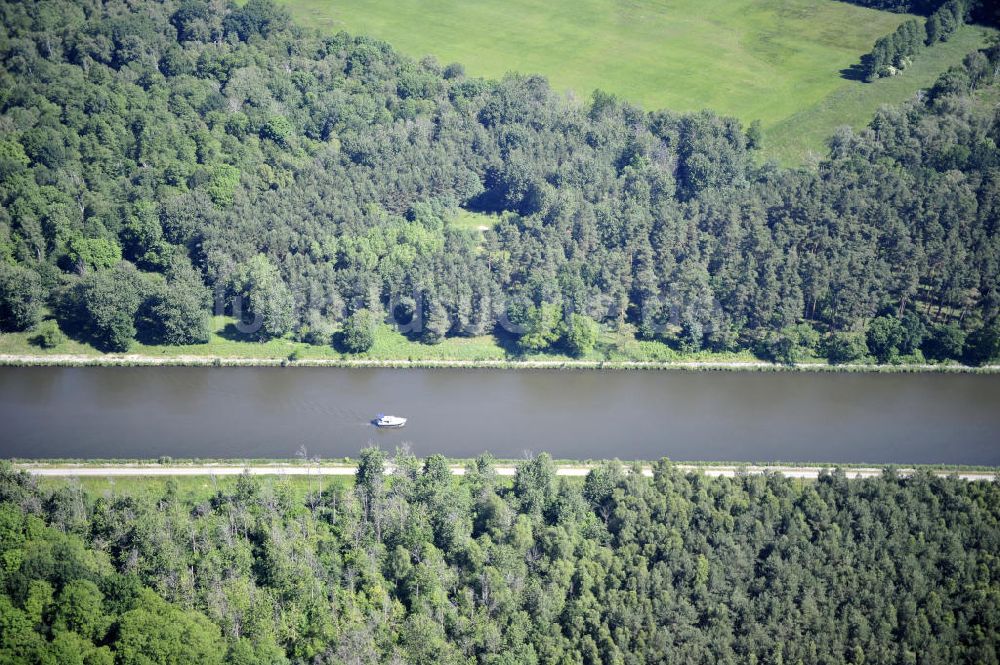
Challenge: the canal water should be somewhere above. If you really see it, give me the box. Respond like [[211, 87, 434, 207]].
[[0, 367, 997, 464]]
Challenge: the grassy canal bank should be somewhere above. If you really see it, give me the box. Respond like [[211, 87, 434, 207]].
[[3, 316, 996, 372], [12, 459, 997, 506], [1, 353, 997, 373], [0, 316, 1000, 373]]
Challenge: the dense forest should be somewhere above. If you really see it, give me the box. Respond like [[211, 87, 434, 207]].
[[0, 458, 998, 664], [0, 0, 999, 365]]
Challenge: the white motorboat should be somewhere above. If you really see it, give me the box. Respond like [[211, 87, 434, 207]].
[[374, 414, 407, 428]]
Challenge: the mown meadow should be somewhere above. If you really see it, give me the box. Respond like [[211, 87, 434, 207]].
[[278, 0, 994, 164]]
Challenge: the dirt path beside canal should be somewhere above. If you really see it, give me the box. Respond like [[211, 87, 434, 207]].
[[17, 463, 997, 482]]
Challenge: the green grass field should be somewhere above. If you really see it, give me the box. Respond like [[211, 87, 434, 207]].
[[0, 315, 758, 364], [34, 474, 352, 503], [280, 0, 994, 164], [766, 24, 997, 164]]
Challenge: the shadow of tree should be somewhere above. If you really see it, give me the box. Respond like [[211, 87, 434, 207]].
[[330, 330, 356, 355], [840, 62, 869, 82], [492, 324, 525, 359], [217, 321, 259, 342]]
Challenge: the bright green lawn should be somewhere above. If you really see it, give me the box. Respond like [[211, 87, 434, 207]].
[[450, 209, 500, 233], [279, 0, 992, 164]]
